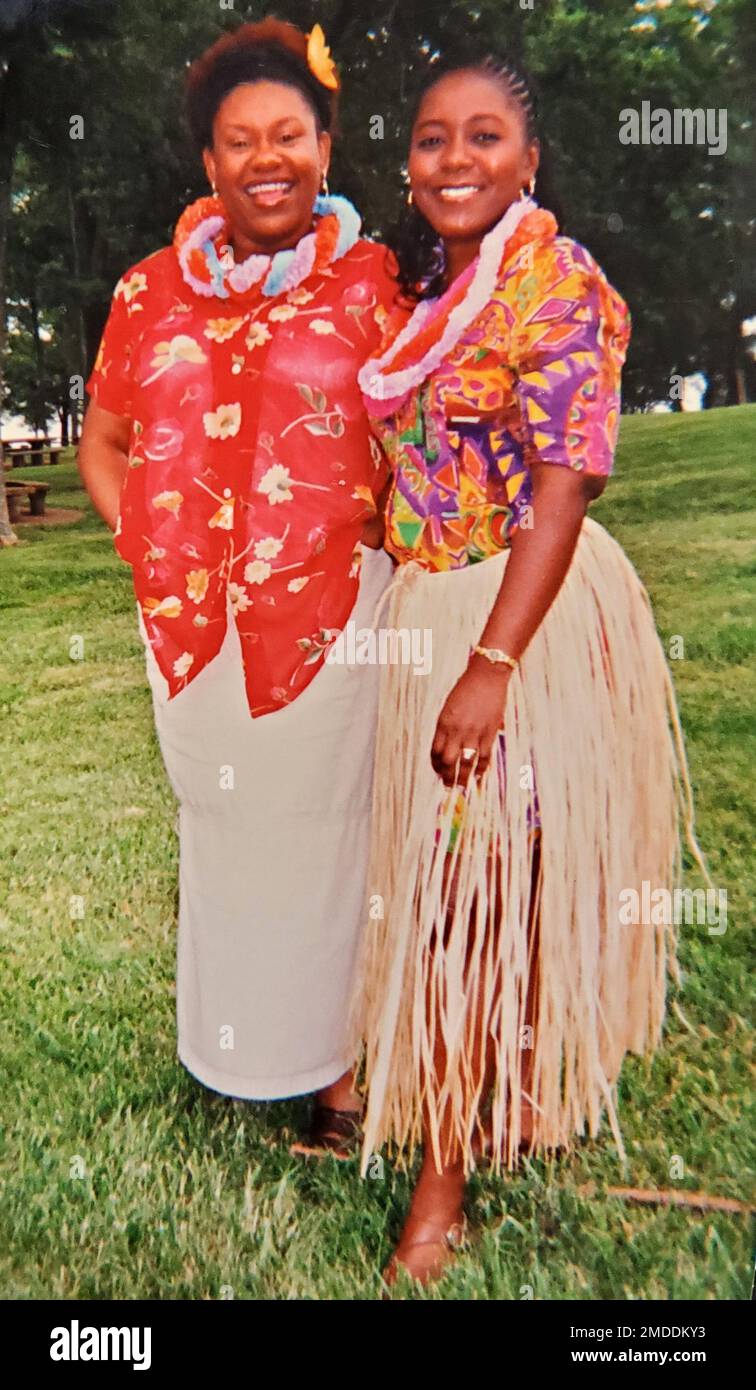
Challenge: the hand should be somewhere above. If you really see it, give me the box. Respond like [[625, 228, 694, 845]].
[[431, 656, 512, 788]]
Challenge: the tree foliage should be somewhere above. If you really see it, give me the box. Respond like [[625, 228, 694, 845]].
[[1, 0, 754, 443]]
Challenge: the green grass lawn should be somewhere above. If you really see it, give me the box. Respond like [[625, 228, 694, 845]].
[[1, 408, 754, 1300]]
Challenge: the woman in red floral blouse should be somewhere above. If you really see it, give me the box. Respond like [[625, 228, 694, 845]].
[[79, 20, 397, 1154]]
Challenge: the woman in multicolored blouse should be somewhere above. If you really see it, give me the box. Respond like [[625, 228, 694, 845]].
[[349, 57, 706, 1286], [79, 20, 397, 1154]]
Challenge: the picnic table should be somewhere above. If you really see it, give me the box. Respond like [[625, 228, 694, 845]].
[[5, 479, 50, 521], [1, 438, 64, 466]]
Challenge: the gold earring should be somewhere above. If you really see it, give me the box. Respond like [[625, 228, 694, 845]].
[[321, 173, 330, 196], [528, 175, 536, 196], [407, 188, 414, 207]]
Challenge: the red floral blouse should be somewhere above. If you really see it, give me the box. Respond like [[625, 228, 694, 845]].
[[86, 221, 397, 716]]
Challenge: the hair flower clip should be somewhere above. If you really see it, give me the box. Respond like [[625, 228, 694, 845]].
[[306, 23, 340, 91]]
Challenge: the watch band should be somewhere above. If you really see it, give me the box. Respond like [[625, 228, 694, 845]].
[[471, 643, 519, 671]]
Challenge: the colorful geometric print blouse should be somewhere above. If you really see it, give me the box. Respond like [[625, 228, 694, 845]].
[[359, 204, 631, 573], [86, 198, 397, 716]]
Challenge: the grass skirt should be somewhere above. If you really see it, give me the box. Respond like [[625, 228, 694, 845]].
[[348, 518, 706, 1176]]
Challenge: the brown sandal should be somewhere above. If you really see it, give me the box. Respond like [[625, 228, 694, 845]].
[[289, 1105, 362, 1161], [382, 1214, 468, 1289]]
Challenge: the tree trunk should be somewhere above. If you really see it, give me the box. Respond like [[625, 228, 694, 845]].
[[0, 61, 19, 546], [724, 297, 748, 407], [66, 178, 88, 381], [29, 290, 48, 435]]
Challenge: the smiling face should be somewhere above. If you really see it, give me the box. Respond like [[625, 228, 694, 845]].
[[202, 80, 331, 258], [408, 69, 539, 259]]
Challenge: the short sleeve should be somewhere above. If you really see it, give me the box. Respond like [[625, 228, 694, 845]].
[[358, 241, 401, 356], [354, 242, 400, 498], [511, 241, 631, 476], [85, 269, 142, 418], [372, 242, 400, 315]]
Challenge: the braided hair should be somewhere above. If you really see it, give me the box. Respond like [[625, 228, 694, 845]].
[[390, 55, 561, 304]]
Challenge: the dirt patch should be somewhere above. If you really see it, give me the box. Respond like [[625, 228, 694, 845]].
[[13, 507, 85, 527]]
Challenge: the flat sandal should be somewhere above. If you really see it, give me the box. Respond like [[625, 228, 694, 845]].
[[381, 1214, 469, 1290]]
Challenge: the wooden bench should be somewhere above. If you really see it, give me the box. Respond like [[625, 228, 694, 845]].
[[5, 481, 50, 521], [2, 443, 34, 467], [1, 439, 63, 466]]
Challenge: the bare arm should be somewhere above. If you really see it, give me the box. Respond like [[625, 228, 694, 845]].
[[431, 463, 606, 787], [477, 463, 605, 656], [77, 401, 131, 533]]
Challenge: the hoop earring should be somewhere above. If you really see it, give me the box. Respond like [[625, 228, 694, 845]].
[[407, 188, 414, 207], [321, 174, 330, 196]]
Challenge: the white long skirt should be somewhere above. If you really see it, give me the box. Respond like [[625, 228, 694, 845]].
[[137, 543, 395, 1101]]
